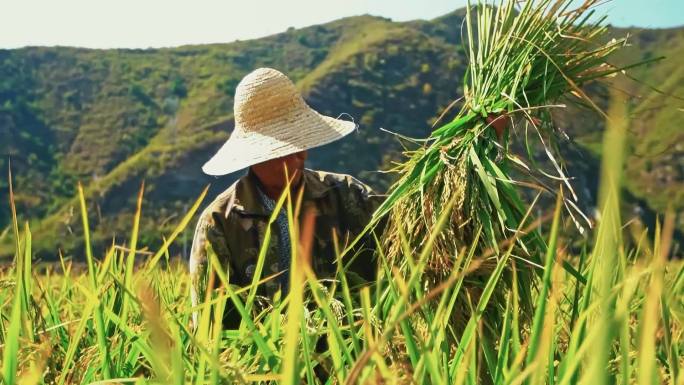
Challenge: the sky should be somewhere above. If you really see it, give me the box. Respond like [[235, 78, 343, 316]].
[[1, 0, 682, 49]]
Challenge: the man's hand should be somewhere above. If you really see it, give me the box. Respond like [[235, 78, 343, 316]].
[[486, 114, 510, 141]]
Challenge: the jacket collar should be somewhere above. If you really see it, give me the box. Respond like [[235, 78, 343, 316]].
[[227, 168, 333, 218]]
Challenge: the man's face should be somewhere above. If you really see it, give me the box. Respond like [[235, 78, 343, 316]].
[[251, 151, 308, 190]]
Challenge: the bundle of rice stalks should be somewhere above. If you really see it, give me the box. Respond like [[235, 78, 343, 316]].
[[372, 0, 639, 329]]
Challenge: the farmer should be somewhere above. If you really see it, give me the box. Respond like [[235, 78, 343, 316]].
[[189, 68, 383, 327]]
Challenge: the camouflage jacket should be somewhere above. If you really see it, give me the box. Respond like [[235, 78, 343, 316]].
[[189, 168, 383, 322]]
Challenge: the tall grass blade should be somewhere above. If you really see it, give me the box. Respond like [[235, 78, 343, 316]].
[[77, 182, 112, 378]]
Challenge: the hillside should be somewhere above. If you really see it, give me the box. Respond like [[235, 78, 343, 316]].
[[1, 9, 682, 259]]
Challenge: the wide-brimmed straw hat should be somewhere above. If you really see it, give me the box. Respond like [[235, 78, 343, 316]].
[[202, 68, 356, 176]]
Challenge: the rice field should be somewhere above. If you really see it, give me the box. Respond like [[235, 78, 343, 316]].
[[1, 94, 682, 385], [2, 1, 683, 384]]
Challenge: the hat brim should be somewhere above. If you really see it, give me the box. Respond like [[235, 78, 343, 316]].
[[201, 109, 356, 176]]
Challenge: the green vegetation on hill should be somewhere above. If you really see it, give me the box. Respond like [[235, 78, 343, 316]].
[[0, 10, 682, 259]]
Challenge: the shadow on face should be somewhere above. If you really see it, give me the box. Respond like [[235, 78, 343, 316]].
[[250, 151, 308, 194]]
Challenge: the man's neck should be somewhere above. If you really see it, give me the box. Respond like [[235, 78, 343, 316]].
[[250, 169, 303, 200], [260, 183, 286, 201]]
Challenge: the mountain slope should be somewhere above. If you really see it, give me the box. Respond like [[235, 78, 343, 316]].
[[1, 10, 682, 259]]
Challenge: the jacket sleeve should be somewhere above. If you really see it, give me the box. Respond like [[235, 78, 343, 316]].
[[189, 210, 232, 328], [341, 176, 386, 283], [345, 176, 385, 233]]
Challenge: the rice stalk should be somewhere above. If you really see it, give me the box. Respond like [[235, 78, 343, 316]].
[[373, 0, 636, 333]]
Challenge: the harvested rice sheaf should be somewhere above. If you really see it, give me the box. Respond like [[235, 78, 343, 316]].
[[373, 0, 639, 329]]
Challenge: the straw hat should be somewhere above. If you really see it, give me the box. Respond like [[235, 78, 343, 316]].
[[202, 67, 357, 176]]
